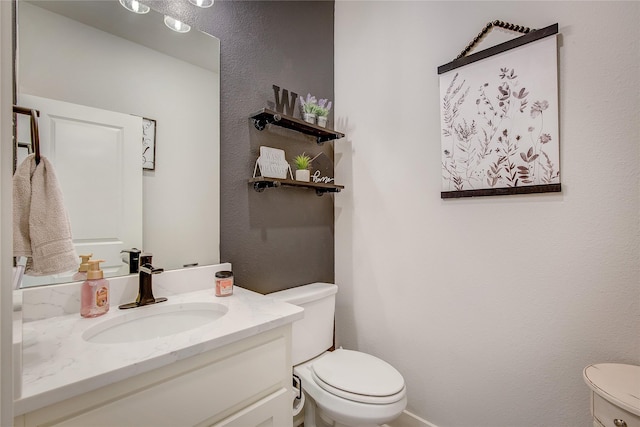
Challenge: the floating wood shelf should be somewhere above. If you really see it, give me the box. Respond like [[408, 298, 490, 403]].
[[249, 177, 344, 196], [250, 108, 345, 144]]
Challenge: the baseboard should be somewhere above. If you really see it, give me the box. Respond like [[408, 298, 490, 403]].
[[384, 410, 438, 427]]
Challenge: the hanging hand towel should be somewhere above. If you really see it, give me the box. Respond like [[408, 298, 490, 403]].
[[13, 154, 78, 276]]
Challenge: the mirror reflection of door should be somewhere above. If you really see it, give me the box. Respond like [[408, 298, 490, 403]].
[[17, 94, 143, 287]]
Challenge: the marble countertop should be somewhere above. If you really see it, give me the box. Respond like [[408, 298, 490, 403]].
[[14, 284, 303, 416]]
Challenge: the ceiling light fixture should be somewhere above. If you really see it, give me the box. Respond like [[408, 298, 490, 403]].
[[188, 0, 214, 8], [118, 0, 150, 14], [164, 15, 191, 33]]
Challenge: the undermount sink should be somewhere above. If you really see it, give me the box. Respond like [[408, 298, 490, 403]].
[[82, 302, 228, 344]]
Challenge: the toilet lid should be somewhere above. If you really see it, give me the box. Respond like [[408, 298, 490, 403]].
[[311, 349, 405, 404]]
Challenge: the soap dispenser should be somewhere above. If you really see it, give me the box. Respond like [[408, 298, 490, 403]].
[[81, 259, 109, 318], [73, 253, 92, 282]]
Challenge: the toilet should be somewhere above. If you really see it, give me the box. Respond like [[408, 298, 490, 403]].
[[270, 283, 407, 427]]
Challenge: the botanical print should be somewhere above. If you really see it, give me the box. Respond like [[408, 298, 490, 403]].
[[440, 36, 559, 195], [142, 118, 156, 171]]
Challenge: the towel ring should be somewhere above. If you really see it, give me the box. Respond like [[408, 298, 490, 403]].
[[13, 105, 41, 165]]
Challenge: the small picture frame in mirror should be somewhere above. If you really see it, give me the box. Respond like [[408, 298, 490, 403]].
[[142, 117, 156, 170]]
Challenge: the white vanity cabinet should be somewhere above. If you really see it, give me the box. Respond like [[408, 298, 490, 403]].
[[584, 363, 640, 427], [14, 326, 293, 427]]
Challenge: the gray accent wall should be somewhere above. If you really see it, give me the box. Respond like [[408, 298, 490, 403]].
[[155, 1, 336, 294]]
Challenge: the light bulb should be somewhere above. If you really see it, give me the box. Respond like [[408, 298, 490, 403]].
[[164, 15, 191, 33], [189, 0, 214, 8], [119, 0, 150, 14]]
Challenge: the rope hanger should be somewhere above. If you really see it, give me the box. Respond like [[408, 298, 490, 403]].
[[456, 20, 536, 60]]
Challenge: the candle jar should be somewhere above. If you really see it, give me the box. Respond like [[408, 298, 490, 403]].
[[215, 271, 233, 297]]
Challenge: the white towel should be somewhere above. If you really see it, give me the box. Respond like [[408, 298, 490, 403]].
[[13, 154, 78, 276]]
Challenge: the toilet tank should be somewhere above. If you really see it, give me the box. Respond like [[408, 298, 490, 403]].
[[270, 282, 338, 365]]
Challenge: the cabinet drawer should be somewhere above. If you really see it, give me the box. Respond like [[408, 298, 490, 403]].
[[208, 388, 291, 427], [593, 394, 640, 427], [24, 335, 288, 427]]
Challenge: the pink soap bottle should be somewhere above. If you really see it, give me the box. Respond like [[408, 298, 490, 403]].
[[72, 253, 92, 282], [81, 259, 110, 318]]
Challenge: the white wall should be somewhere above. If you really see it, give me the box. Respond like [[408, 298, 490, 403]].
[[334, 2, 639, 426], [18, 3, 220, 270]]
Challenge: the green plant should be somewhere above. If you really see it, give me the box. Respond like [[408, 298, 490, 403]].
[[316, 98, 332, 117], [310, 104, 324, 115], [300, 94, 318, 115], [293, 153, 312, 170], [315, 106, 329, 117]]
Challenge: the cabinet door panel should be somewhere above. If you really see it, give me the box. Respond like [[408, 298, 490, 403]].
[[210, 388, 291, 427]]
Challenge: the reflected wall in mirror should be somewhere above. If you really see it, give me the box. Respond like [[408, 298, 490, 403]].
[[15, 0, 220, 287]]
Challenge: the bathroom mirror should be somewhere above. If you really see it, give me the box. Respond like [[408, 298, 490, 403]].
[[14, 0, 220, 287]]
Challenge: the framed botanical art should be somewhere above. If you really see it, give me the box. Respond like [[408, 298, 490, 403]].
[[142, 117, 156, 171], [439, 24, 560, 198]]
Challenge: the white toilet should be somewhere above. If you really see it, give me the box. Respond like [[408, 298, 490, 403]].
[[271, 282, 407, 427]]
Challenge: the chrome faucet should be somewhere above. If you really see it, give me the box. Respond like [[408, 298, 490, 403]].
[[119, 253, 167, 309]]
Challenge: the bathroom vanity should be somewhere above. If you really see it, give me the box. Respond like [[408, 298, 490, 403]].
[[12, 265, 303, 427], [583, 363, 640, 427]]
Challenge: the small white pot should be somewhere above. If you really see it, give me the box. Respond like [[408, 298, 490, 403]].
[[317, 116, 328, 128], [303, 113, 316, 124], [295, 169, 310, 182]]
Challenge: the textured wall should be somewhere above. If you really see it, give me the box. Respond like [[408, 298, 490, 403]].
[[151, 1, 336, 294], [335, 2, 640, 427]]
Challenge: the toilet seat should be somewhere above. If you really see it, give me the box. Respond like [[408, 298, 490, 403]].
[[310, 349, 406, 405]]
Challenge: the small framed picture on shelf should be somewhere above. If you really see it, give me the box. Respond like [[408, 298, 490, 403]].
[[142, 117, 156, 170], [254, 146, 292, 180]]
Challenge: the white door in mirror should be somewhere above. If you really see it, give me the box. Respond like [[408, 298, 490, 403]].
[[17, 94, 143, 286]]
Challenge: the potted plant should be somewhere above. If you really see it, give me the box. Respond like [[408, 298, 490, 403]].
[[299, 93, 318, 124], [316, 98, 332, 128], [293, 153, 312, 182]]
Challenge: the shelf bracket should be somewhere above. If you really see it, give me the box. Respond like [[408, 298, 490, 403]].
[[252, 180, 281, 192], [315, 187, 341, 196], [252, 118, 268, 131], [252, 113, 282, 131]]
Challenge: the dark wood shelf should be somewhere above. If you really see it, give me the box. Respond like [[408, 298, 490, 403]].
[[249, 177, 344, 196], [250, 108, 345, 144]]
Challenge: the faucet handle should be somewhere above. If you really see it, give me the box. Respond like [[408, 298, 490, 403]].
[[139, 253, 163, 275], [140, 253, 153, 266], [140, 265, 164, 275], [121, 248, 141, 274]]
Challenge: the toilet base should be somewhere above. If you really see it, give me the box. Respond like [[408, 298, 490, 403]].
[[303, 394, 381, 427]]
